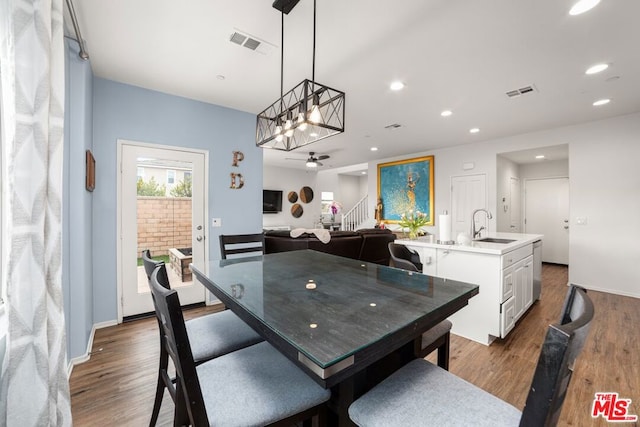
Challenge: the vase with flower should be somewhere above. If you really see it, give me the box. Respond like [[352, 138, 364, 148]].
[[329, 201, 342, 223], [398, 210, 429, 239]]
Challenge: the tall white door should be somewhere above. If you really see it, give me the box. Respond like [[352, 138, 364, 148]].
[[525, 177, 569, 264], [451, 174, 488, 238], [119, 142, 208, 317]]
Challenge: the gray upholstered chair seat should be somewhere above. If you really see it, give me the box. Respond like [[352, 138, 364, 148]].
[[349, 358, 521, 427], [197, 341, 331, 426], [186, 309, 263, 363], [420, 319, 452, 350]]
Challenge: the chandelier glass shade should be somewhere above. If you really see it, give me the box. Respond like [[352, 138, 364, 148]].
[[256, 79, 345, 151]]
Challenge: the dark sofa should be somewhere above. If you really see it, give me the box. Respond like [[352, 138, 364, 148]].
[[264, 228, 397, 265]]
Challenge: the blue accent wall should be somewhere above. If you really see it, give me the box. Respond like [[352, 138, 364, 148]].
[[64, 39, 94, 360], [91, 78, 262, 323]]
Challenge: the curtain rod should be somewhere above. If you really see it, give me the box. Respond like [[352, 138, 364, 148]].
[[65, 0, 89, 60]]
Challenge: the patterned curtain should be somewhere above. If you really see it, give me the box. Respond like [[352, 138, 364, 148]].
[[0, 0, 72, 425]]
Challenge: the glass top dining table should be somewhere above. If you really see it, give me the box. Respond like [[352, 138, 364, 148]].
[[190, 250, 479, 389]]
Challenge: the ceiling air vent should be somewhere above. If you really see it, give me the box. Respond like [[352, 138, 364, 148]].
[[229, 29, 276, 56], [384, 123, 402, 129], [506, 84, 537, 98]]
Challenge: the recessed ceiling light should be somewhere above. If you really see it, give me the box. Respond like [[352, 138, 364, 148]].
[[361, 171, 367, 175], [569, 0, 600, 15], [390, 81, 405, 91], [370, 147, 378, 151], [585, 63, 609, 75], [593, 98, 610, 106], [469, 128, 480, 134], [535, 155, 545, 159], [441, 110, 453, 117]]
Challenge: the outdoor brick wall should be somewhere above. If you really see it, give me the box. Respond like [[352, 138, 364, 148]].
[[137, 197, 192, 257]]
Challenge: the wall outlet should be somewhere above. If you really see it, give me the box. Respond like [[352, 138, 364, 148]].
[[212, 218, 222, 227]]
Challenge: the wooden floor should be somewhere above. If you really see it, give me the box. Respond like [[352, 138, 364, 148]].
[[70, 264, 639, 426]]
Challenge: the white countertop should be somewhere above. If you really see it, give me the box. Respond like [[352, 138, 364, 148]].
[[395, 232, 543, 255]]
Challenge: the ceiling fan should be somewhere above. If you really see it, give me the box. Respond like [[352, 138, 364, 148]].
[[286, 152, 330, 168]]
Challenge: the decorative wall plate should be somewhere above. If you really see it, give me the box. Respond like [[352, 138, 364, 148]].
[[291, 203, 304, 218], [300, 186, 314, 203]]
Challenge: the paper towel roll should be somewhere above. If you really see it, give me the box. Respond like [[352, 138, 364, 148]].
[[439, 214, 452, 243]]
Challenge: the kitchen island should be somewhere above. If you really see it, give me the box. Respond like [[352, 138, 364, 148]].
[[396, 232, 543, 345]]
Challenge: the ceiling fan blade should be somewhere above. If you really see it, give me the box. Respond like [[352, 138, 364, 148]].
[[285, 157, 306, 161], [316, 161, 323, 166], [317, 155, 330, 160]]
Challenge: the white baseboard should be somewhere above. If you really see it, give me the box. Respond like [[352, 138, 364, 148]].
[[67, 319, 118, 379], [569, 281, 640, 299]]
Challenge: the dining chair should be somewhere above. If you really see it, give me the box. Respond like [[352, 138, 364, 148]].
[[141, 250, 263, 426], [219, 233, 264, 259], [388, 242, 452, 369], [348, 285, 594, 427], [148, 266, 331, 426], [388, 242, 422, 271]]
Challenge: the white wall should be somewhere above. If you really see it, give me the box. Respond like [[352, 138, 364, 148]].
[[520, 159, 568, 180], [366, 112, 640, 298], [496, 156, 520, 232], [569, 116, 640, 298], [263, 165, 319, 229]]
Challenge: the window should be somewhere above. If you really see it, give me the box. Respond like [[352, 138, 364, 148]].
[[321, 191, 334, 214], [167, 169, 175, 184], [183, 171, 192, 181], [137, 167, 144, 180]]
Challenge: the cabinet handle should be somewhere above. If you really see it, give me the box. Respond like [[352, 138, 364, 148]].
[[425, 256, 432, 265], [442, 250, 450, 255]]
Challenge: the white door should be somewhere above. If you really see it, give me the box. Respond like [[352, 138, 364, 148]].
[[451, 174, 488, 238], [524, 177, 569, 264], [119, 142, 208, 317]]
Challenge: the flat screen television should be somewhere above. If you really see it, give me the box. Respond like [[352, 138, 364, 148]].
[[263, 189, 283, 213]]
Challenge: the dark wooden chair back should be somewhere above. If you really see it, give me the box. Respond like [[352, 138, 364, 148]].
[[520, 285, 594, 426], [149, 267, 208, 425], [388, 243, 421, 272], [219, 233, 264, 259], [141, 249, 170, 289]]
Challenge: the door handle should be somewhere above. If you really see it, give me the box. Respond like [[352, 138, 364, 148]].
[[196, 235, 203, 242], [197, 225, 203, 230], [564, 226, 569, 230]]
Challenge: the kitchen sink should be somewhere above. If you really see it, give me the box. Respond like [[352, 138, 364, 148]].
[[475, 238, 516, 244]]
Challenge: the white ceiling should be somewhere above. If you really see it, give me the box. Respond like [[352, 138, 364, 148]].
[[67, 0, 640, 170]]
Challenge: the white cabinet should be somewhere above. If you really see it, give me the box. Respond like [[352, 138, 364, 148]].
[[500, 253, 533, 338], [395, 235, 539, 345]]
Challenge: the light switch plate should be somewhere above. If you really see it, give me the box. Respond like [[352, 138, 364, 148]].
[[212, 218, 222, 227]]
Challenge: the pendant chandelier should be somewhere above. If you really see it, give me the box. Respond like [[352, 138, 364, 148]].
[[256, 0, 345, 151]]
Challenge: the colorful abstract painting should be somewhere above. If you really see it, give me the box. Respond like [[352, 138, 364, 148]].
[[377, 156, 434, 224]]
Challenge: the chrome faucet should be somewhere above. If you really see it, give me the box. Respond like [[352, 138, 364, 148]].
[[471, 208, 493, 239]]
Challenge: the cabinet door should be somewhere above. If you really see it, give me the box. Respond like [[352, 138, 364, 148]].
[[501, 296, 516, 337], [501, 266, 514, 303], [513, 259, 525, 319], [523, 255, 534, 309]]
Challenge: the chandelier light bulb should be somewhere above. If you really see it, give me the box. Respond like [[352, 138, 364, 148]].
[[309, 104, 322, 124], [275, 124, 283, 142], [297, 112, 308, 131], [284, 118, 294, 137]]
